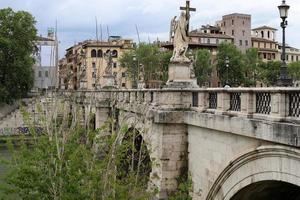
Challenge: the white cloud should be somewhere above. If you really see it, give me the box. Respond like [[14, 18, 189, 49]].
[[1, 0, 300, 56]]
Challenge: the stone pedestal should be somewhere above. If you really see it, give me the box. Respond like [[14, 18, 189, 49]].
[[101, 75, 117, 88], [165, 62, 198, 88]]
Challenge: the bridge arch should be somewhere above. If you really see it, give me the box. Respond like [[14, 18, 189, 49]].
[[206, 145, 300, 200]]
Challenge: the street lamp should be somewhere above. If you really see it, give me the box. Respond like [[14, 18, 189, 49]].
[[133, 55, 138, 89], [225, 56, 230, 88], [277, 0, 293, 86]]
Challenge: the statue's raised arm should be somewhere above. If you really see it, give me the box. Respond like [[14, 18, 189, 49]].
[[170, 11, 190, 63]]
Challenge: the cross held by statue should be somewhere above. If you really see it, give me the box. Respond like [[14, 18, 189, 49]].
[[180, 0, 196, 20]]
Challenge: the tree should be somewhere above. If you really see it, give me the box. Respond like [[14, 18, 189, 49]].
[[288, 61, 300, 81], [217, 42, 245, 87], [243, 48, 260, 86], [257, 61, 281, 86], [1, 105, 154, 199], [194, 49, 212, 86], [119, 43, 171, 87], [0, 8, 37, 103]]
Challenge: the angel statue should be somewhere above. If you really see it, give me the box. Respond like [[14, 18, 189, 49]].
[[170, 11, 190, 63]]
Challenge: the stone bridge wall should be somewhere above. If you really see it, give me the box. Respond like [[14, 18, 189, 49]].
[[61, 87, 300, 199]]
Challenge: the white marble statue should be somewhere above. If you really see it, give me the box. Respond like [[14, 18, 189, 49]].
[[170, 11, 190, 63]]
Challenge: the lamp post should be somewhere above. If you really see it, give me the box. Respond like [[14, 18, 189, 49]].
[[133, 55, 138, 89], [277, 0, 293, 86], [225, 56, 230, 88]]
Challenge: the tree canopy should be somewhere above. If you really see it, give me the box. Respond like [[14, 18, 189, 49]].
[[0, 8, 37, 103], [288, 61, 300, 81], [217, 42, 245, 87], [119, 43, 171, 88], [194, 49, 212, 86]]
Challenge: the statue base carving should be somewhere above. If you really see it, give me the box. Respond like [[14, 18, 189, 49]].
[[101, 75, 117, 89], [165, 62, 198, 88]]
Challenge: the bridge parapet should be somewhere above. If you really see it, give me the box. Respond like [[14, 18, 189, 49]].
[[60, 88, 300, 123], [191, 87, 300, 123]]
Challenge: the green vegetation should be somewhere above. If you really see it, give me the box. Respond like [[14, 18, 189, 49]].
[[119, 43, 172, 87], [194, 49, 213, 86], [217, 43, 246, 87], [216, 43, 284, 87], [0, 8, 37, 103], [288, 61, 300, 81], [168, 167, 192, 200], [0, 104, 154, 199], [257, 61, 281, 86]]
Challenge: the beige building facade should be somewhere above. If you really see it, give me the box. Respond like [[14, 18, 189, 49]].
[[251, 26, 279, 61], [59, 38, 134, 90], [279, 44, 300, 64], [220, 13, 252, 53]]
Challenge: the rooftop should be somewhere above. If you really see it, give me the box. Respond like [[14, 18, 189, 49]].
[[252, 26, 278, 31], [35, 36, 55, 42], [251, 37, 278, 43], [223, 13, 251, 18], [189, 31, 233, 39]]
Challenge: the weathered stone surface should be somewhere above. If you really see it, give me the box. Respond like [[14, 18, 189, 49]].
[[56, 89, 300, 200]]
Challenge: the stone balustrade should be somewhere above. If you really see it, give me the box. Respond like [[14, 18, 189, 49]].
[[59, 87, 300, 123], [193, 87, 300, 122]]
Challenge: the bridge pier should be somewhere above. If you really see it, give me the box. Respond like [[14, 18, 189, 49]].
[[95, 107, 110, 129]]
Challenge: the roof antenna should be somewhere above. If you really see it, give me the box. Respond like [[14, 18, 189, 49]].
[[135, 24, 141, 44], [95, 16, 99, 42], [106, 25, 110, 41]]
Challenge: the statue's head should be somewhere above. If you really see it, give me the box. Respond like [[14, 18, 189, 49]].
[[180, 11, 186, 18]]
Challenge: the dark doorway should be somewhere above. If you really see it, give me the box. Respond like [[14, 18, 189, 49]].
[[231, 180, 300, 200]]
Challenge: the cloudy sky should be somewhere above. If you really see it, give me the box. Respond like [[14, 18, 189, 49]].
[[1, 0, 300, 58]]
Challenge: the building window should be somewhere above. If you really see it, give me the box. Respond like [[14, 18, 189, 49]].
[[207, 38, 210, 44], [38, 71, 42, 77], [122, 83, 126, 87], [232, 30, 234, 36], [263, 53, 267, 59], [97, 49, 103, 57], [292, 55, 294, 61], [286, 55, 289, 61], [232, 19, 234, 25], [106, 49, 111, 56], [245, 40, 248, 46], [268, 31, 270, 38], [113, 72, 117, 77], [111, 50, 118, 58], [224, 22, 226, 26], [92, 72, 96, 78], [264, 43, 266, 48], [297, 56, 299, 61], [91, 49, 97, 58], [261, 31, 264, 38], [122, 72, 126, 77], [92, 62, 96, 68], [239, 40, 242, 46], [243, 21, 245, 25], [113, 63, 117, 68], [45, 71, 49, 78], [242, 30, 245, 36]]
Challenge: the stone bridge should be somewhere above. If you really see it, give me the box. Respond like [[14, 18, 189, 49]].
[[61, 88, 300, 200]]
